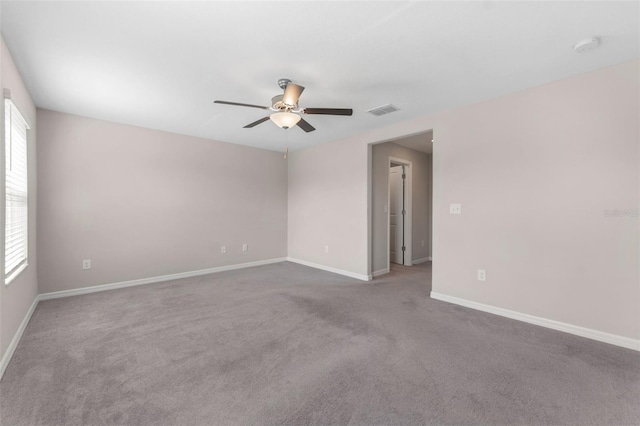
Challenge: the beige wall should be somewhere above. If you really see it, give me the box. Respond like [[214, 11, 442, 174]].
[[371, 142, 432, 273], [287, 138, 369, 277], [37, 110, 287, 293], [431, 59, 639, 340], [0, 38, 38, 360], [287, 59, 639, 340]]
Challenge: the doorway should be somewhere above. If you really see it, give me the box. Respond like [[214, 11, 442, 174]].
[[369, 130, 433, 278], [388, 157, 412, 267]]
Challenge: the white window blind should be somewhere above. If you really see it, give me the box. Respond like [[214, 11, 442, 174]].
[[5, 99, 29, 283]]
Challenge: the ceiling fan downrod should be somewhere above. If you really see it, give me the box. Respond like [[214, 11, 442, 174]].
[[278, 78, 292, 90]]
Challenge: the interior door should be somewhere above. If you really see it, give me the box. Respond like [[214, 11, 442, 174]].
[[390, 165, 404, 264]]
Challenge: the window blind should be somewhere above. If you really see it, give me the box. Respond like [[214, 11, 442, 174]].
[[5, 99, 29, 283]]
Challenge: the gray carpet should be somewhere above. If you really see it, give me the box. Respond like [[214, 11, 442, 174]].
[[1, 261, 639, 425]]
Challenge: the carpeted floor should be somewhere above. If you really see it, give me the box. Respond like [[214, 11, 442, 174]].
[[1, 261, 639, 425]]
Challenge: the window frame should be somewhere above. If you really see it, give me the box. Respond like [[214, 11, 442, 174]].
[[4, 98, 30, 285]]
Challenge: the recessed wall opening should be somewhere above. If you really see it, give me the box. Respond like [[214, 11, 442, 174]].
[[369, 129, 433, 279]]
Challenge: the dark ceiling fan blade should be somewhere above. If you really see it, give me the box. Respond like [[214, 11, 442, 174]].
[[214, 100, 270, 110], [282, 83, 305, 106], [243, 116, 271, 128], [296, 118, 316, 133], [301, 108, 353, 116]]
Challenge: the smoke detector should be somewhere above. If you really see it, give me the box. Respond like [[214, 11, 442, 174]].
[[573, 38, 600, 53]]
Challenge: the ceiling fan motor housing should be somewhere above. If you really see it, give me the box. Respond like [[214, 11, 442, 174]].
[[271, 95, 289, 111]]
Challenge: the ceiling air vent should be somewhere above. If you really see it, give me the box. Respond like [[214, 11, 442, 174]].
[[366, 104, 399, 116]]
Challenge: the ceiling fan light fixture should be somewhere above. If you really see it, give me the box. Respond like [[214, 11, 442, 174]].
[[270, 112, 301, 129]]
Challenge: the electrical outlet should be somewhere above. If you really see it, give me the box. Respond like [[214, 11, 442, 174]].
[[325, 245, 329, 253], [220, 245, 226, 254], [82, 259, 91, 270], [450, 203, 462, 215], [242, 243, 248, 252], [477, 269, 486, 282]]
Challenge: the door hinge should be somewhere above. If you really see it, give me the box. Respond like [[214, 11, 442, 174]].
[[402, 246, 406, 252], [402, 174, 406, 179], [402, 209, 406, 215]]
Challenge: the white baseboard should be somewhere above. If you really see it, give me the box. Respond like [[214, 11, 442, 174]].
[[0, 295, 39, 379], [413, 257, 432, 264], [430, 292, 640, 351], [286, 257, 371, 281], [372, 268, 390, 277], [39, 258, 288, 301]]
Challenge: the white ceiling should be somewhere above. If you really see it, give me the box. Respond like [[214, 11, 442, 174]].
[[1, 1, 638, 153]]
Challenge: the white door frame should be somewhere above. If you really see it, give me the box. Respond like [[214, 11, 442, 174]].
[[387, 156, 412, 268]]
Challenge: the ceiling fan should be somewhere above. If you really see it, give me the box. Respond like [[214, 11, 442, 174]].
[[214, 79, 353, 133]]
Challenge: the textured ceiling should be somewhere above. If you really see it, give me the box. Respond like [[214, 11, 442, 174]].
[[1, 1, 638, 152]]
